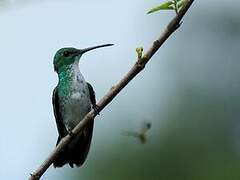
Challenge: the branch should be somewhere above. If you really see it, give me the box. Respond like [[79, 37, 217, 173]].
[[29, 0, 194, 179]]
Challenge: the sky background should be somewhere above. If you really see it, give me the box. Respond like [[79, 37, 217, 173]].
[[0, 0, 240, 179]]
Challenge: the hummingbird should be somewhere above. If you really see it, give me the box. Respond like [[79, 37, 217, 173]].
[[123, 121, 152, 144], [52, 44, 113, 168]]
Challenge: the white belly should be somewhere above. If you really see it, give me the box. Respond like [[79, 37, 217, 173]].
[[63, 90, 91, 131]]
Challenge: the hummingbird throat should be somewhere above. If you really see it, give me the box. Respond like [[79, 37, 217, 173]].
[[58, 62, 81, 98]]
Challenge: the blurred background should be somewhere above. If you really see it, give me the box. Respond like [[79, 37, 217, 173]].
[[0, 0, 240, 179]]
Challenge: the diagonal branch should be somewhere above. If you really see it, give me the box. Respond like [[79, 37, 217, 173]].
[[29, 0, 194, 179]]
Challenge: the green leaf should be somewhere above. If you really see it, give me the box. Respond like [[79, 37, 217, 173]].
[[147, 1, 175, 14], [136, 47, 144, 59], [177, 0, 188, 10]]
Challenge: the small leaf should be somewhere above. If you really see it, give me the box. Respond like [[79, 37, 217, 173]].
[[147, 1, 175, 14], [177, 0, 188, 10], [136, 47, 143, 59]]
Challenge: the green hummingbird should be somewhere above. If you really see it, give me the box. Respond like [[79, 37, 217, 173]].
[[52, 44, 113, 168]]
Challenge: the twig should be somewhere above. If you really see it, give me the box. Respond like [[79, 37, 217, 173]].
[[29, 0, 194, 179]]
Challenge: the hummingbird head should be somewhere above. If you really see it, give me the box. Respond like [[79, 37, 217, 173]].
[[53, 44, 114, 72]]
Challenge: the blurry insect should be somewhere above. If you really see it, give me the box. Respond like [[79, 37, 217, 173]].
[[123, 121, 152, 144]]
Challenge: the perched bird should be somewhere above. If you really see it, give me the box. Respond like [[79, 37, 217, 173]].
[[52, 44, 113, 167]]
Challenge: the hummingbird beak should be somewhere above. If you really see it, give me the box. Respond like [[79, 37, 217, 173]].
[[79, 44, 114, 54]]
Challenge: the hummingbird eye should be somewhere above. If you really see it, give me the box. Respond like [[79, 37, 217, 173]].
[[63, 51, 70, 57]]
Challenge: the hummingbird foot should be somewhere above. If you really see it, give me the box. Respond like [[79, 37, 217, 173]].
[[93, 104, 100, 115], [66, 126, 75, 137], [68, 130, 75, 137]]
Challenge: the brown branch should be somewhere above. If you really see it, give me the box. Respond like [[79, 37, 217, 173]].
[[29, 0, 194, 179]]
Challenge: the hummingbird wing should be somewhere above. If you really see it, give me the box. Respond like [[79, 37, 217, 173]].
[[52, 87, 71, 168], [86, 82, 96, 106], [52, 87, 67, 139]]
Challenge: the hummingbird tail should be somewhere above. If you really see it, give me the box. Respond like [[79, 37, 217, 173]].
[[53, 136, 72, 168], [53, 120, 94, 168]]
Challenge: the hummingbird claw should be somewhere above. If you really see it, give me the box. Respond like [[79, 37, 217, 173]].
[[68, 130, 75, 137], [93, 105, 100, 115], [66, 127, 75, 137]]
